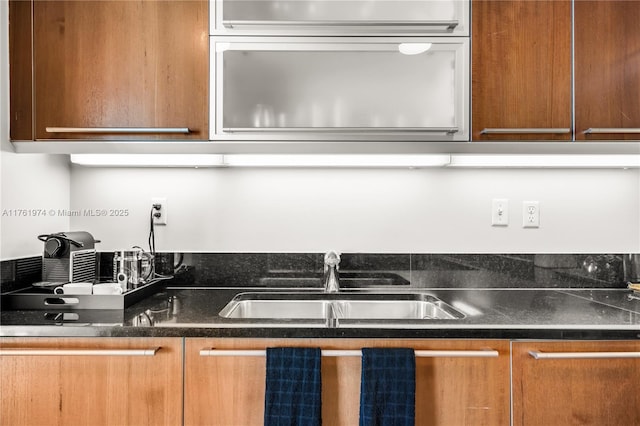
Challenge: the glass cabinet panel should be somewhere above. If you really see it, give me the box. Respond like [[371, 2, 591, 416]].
[[211, 37, 469, 141], [211, 0, 469, 36]]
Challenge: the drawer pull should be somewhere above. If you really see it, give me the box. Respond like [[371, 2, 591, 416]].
[[529, 350, 640, 360], [223, 20, 459, 31], [480, 128, 571, 135], [46, 127, 191, 134], [0, 347, 161, 356], [200, 349, 499, 358], [223, 127, 459, 134], [584, 128, 640, 134]]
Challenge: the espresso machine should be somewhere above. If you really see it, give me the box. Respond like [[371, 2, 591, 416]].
[[38, 231, 99, 283]]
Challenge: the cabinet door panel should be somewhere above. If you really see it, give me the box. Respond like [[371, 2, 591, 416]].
[[513, 340, 640, 426], [212, 38, 469, 141], [472, 0, 571, 141], [575, 1, 640, 140], [33, 0, 208, 140], [185, 338, 509, 426], [0, 337, 183, 426], [9, 0, 33, 140]]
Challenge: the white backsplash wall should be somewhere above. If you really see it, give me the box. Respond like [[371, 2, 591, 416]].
[[0, 154, 71, 260], [0, 1, 71, 260], [70, 166, 640, 253]]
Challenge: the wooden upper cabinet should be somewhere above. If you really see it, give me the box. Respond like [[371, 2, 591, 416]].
[[9, 0, 33, 140], [472, 0, 572, 141], [32, 0, 208, 140], [575, 1, 640, 140], [513, 340, 640, 426]]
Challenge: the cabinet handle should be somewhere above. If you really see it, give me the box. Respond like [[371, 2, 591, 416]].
[[200, 349, 499, 358], [45, 127, 191, 134], [0, 347, 161, 356], [529, 350, 640, 360], [223, 20, 459, 31], [583, 128, 640, 134], [480, 128, 571, 135], [223, 127, 459, 135]]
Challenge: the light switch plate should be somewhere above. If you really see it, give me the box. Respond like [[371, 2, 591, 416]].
[[491, 198, 509, 226]]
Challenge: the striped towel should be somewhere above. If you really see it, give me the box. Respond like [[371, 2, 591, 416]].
[[264, 347, 322, 426], [359, 348, 416, 426]]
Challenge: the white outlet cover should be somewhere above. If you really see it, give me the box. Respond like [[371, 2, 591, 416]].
[[523, 201, 539, 228], [491, 198, 509, 226]]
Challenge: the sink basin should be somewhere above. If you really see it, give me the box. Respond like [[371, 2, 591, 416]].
[[218, 292, 466, 321]]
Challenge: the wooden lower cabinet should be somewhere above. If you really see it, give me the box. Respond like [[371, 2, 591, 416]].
[[9, 336, 636, 425], [0, 337, 183, 426], [512, 340, 640, 426], [184, 338, 510, 426]]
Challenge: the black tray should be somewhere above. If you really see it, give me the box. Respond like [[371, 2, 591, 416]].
[[1, 280, 164, 310]]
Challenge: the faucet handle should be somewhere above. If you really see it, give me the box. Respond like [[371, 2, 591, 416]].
[[324, 251, 341, 269]]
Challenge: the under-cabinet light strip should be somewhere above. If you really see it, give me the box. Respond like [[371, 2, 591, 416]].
[[69, 154, 640, 169], [447, 154, 640, 168], [70, 154, 226, 167], [199, 349, 499, 358], [221, 154, 451, 167], [70, 154, 452, 168]]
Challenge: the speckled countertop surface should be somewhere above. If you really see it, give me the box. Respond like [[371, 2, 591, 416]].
[[2, 286, 639, 339], [2, 254, 639, 340]]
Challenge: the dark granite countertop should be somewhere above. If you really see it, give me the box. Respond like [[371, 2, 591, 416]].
[[2, 286, 640, 340], [2, 253, 638, 340]]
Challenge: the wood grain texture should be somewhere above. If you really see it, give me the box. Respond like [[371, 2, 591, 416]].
[[575, 0, 640, 140], [9, 0, 33, 140], [185, 338, 510, 426], [513, 340, 640, 426], [0, 337, 183, 426], [33, 0, 208, 140], [472, 0, 572, 141]]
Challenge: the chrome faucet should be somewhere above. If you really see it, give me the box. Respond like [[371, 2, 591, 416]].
[[323, 250, 341, 292]]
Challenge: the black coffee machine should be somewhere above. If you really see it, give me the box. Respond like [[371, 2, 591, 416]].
[[38, 231, 100, 283]]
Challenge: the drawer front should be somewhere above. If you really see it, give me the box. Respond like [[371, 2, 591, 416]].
[[185, 338, 509, 426], [0, 337, 183, 426], [512, 340, 640, 426]]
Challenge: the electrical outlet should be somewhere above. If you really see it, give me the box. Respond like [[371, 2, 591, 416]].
[[491, 198, 509, 226], [152, 197, 167, 225], [523, 201, 539, 228]]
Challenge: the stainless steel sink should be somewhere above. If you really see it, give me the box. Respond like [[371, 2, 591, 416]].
[[218, 292, 466, 321]]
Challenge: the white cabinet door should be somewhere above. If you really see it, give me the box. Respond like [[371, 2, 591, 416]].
[[210, 0, 469, 36], [210, 37, 469, 141]]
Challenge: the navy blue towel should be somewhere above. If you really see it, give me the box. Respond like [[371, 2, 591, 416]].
[[264, 347, 322, 426], [359, 348, 416, 426]]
